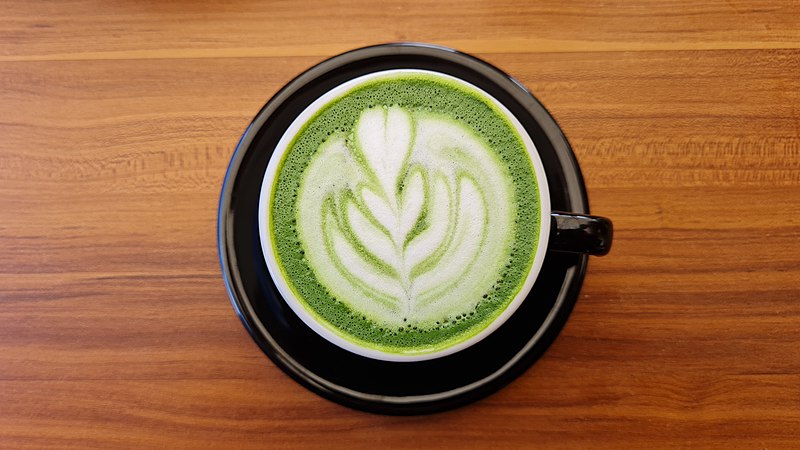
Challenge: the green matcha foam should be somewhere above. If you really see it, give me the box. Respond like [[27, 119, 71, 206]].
[[261, 70, 545, 359]]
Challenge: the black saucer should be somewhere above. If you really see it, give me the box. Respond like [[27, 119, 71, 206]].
[[218, 43, 590, 415]]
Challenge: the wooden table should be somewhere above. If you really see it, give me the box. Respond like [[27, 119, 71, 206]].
[[2, 1, 799, 447]]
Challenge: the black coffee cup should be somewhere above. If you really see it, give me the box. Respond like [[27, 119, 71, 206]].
[[219, 43, 612, 414]]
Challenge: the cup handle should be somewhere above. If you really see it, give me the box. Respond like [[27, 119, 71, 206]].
[[549, 212, 613, 256]]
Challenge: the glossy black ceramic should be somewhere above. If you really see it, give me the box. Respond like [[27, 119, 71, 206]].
[[218, 43, 598, 415]]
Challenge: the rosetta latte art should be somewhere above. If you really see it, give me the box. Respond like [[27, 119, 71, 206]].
[[297, 105, 515, 329]]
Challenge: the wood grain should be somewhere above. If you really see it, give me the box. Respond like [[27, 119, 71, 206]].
[[1, 0, 799, 448]]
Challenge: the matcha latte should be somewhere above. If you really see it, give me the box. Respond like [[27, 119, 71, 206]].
[[259, 70, 550, 360]]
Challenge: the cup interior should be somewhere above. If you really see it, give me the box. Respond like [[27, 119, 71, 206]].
[[257, 69, 552, 362]]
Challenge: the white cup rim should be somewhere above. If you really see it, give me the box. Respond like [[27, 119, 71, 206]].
[[258, 69, 551, 362]]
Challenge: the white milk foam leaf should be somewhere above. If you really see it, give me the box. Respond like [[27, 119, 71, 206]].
[[296, 106, 515, 328]]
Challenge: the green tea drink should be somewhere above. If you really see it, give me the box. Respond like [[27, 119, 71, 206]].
[[259, 70, 550, 360]]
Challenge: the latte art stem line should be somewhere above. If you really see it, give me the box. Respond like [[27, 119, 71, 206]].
[[351, 107, 421, 311]]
